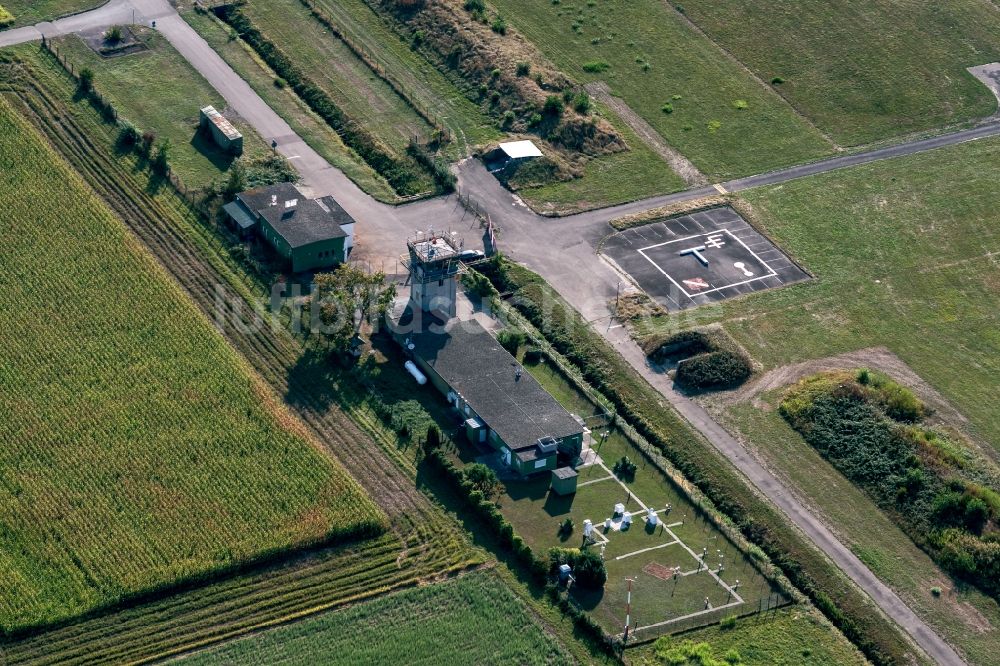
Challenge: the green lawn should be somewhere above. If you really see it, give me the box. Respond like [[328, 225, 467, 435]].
[[178, 571, 574, 665], [677, 0, 1000, 145], [489, 0, 834, 180], [53, 29, 269, 189], [630, 606, 866, 666], [721, 398, 1000, 666], [0, 95, 383, 633], [518, 99, 686, 215], [309, 0, 500, 157], [182, 8, 399, 202], [464, 353, 778, 636], [1, 0, 100, 28]]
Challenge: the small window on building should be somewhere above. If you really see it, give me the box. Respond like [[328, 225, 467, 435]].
[[534, 459, 547, 469]]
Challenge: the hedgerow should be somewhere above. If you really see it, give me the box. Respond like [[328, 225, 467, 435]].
[[216, 6, 432, 196]]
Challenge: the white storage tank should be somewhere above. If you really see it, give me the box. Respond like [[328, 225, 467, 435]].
[[404, 360, 427, 385]]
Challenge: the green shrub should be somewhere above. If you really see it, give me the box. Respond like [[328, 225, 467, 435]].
[[116, 122, 140, 150], [719, 614, 737, 629], [548, 547, 606, 587], [572, 92, 591, 114], [273, 76, 287, 89], [516, 62, 531, 77], [491, 15, 507, 34], [661, 102, 674, 114], [78, 67, 95, 93], [496, 328, 527, 355], [543, 95, 564, 116], [771, 76, 785, 85], [675, 350, 753, 390], [559, 517, 574, 535], [582, 60, 610, 74], [732, 99, 748, 111], [104, 25, 125, 44], [612, 455, 637, 481], [463, 0, 485, 11], [930, 586, 942, 597], [0, 5, 14, 27]]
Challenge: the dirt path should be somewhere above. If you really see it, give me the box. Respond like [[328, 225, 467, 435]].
[[967, 63, 1000, 114], [585, 81, 707, 188]]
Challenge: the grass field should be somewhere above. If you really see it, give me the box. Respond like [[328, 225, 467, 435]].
[[722, 397, 1000, 666], [0, 93, 383, 633], [637, 138, 1000, 451], [677, 0, 1000, 146], [489, 0, 834, 180], [181, 8, 398, 203], [52, 30, 269, 189], [180, 571, 573, 665], [308, 0, 500, 157], [0, 0, 99, 28], [517, 100, 686, 215], [452, 350, 779, 637], [630, 606, 866, 666], [242, 0, 433, 157]]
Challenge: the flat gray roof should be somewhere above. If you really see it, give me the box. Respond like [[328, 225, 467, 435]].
[[406, 317, 582, 451]]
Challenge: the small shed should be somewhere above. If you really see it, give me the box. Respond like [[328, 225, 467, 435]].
[[484, 140, 542, 173], [199, 105, 243, 156], [550, 466, 578, 496]]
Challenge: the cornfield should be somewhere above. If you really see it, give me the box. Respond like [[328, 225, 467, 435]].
[[0, 98, 384, 634]]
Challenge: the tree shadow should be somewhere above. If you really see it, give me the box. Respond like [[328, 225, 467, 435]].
[[285, 346, 342, 412]]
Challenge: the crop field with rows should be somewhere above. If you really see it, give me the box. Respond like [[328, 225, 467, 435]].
[[180, 571, 574, 665], [0, 46, 482, 662], [0, 94, 384, 634]]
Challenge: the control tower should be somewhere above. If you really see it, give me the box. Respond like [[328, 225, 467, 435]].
[[403, 231, 464, 320]]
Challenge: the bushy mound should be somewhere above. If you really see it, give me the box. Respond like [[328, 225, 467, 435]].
[[675, 349, 753, 390], [780, 369, 1000, 599], [0, 5, 14, 28], [644, 328, 754, 391]]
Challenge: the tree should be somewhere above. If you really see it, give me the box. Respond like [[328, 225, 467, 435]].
[[152, 138, 171, 175], [312, 264, 396, 352], [78, 67, 94, 93], [223, 160, 247, 200], [463, 463, 502, 500]]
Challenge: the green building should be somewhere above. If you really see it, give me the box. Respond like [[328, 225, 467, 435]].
[[224, 183, 356, 272]]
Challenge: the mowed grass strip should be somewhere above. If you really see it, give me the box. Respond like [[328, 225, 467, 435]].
[[0, 0, 99, 28], [243, 0, 434, 156], [677, 0, 1000, 145], [53, 31, 269, 189], [0, 98, 384, 633], [489, 0, 833, 180], [179, 571, 575, 666], [308, 0, 500, 156]]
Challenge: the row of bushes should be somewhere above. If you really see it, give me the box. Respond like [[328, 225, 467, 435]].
[[475, 256, 919, 665], [781, 370, 1000, 599], [216, 6, 433, 197], [406, 139, 455, 192], [422, 448, 616, 655]]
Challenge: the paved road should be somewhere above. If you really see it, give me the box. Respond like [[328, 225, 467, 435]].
[[2, 5, 990, 663]]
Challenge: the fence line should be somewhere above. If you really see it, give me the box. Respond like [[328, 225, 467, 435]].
[[294, 0, 451, 146], [40, 38, 210, 218]]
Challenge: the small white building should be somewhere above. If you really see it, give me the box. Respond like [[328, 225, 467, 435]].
[[484, 139, 542, 173]]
